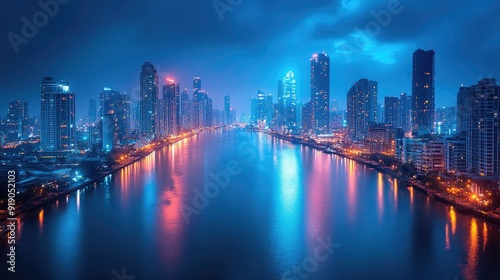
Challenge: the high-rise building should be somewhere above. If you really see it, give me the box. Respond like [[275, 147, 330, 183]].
[[256, 90, 267, 125], [180, 88, 191, 131], [206, 97, 213, 127], [193, 90, 208, 129], [277, 80, 284, 129], [384, 96, 400, 128], [131, 100, 141, 132], [100, 88, 130, 141], [399, 93, 411, 133], [6, 100, 28, 142], [162, 79, 180, 136], [40, 77, 76, 152], [446, 136, 467, 174], [192, 77, 206, 129], [88, 99, 97, 124], [280, 71, 297, 131], [224, 96, 231, 125], [310, 52, 330, 134], [347, 78, 378, 139], [140, 62, 159, 138], [435, 106, 456, 135], [463, 78, 500, 178], [265, 94, 273, 127], [193, 77, 202, 92], [412, 49, 435, 135], [456, 86, 469, 134], [101, 114, 114, 153], [302, 102, 313, 135]]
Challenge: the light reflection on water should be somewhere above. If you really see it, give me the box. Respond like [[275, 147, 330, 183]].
[[2, 130, 500, 280]]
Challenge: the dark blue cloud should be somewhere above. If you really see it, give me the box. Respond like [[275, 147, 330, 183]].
[[0, 0, 498, 117]]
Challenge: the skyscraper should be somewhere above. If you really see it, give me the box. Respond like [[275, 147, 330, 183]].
[[193, 77, 202, 92], [100, 88, 130, 141], [347, 78, 378, 139], [180, 88, 191, 131], [435, 106, 456, 135], [6, 100, 28, 142], [281, 71, 297, 131], [399, 93, 411, 133], [412, 49, 435, 135], [463, 78, 500, 178], [224, 96, 231, 125], [310, 52, 330, 134], [101, 114, 114, 153], [192, 77, 206, 129], [266, 94, 273, 127], [456, 86, 469, 134], [40, 77, 76, 152], [206, 97, 213, 127], [163, 79, 180, 136], [140, 62, 159, 138], [256, 90, 267, 125], [302, 102, 313, 135], [132, 100, 141, 132], [384, 96, 400, 128]]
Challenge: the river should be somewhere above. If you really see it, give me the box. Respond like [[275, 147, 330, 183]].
[[2, 129, 500, 280]]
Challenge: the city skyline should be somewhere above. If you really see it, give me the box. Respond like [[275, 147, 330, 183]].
[[1, 0, 499, 118], [1, 1, 500, 279]]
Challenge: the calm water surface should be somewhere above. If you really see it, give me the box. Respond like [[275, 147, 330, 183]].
[[2, 129, 500, 280]]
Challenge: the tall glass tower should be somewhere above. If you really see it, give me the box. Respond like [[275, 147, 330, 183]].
[[140, 62, 159, 138], [412, 49, 435, 136], [281, 71, 297, 131], [40, 77, 76, 152], [310, 52, 330, 135]]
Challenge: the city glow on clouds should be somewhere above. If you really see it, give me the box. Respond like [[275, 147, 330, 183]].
[[332, 31, 409, 65]]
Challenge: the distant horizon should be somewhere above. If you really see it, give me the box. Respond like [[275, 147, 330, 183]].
[[0, 50, 493, 119]]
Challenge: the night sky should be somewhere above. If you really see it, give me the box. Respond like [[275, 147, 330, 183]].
[[1, 0, 499, 118]]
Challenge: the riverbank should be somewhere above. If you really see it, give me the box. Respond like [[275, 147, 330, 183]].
[[0, 132, 197, 233], [266, 131, 500, 227]]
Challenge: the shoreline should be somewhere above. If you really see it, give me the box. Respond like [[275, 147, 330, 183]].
[[266, 131, 500, 227], [0, 132, 197, 231]]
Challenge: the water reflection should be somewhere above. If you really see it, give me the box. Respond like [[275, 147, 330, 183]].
[[159, 142, 187, 269], [449, 207, 457, 235], [38, 209, 44, 233], [445, 223, 450, 251], [306, 150, 332, 247], [482, 222, 488, 252], [273, 146, 302, 265], [392, 179, 399, 209], [463, 218, 479, 280], [5, 130, 500, 280], [76, 190, 80, 212], [377, 173, 384, 223], [409, 186, 414, 211], [347, 160, 357, 222]]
